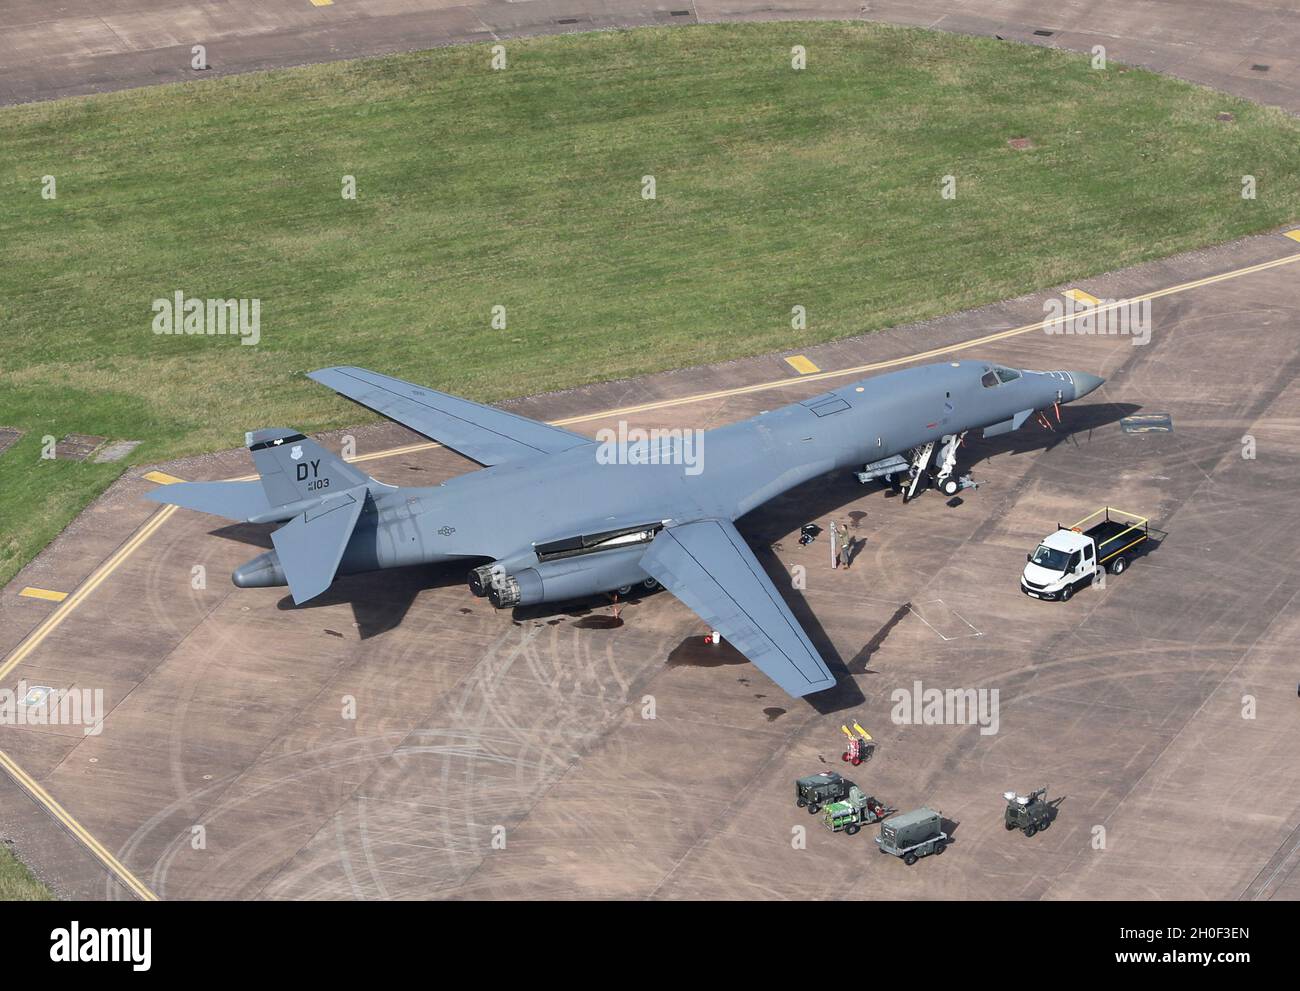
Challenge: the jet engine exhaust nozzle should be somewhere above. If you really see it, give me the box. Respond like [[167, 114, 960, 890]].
[[232, 550, 287, 589]]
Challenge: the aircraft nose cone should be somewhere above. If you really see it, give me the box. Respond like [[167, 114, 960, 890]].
[[1070, 372, 1105, 400]]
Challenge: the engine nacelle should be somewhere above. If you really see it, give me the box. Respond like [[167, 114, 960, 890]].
[[232, 550, 287, 589], [486, 546, 651, 609]]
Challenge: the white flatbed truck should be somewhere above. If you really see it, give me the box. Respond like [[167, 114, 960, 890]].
[[1021, 507, 1160, 602]]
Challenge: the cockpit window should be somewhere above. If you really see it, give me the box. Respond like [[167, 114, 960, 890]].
[[982, 367, 1021, 387]]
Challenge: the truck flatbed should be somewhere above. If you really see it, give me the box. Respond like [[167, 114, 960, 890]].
[[1079, 513, 1149, 566]]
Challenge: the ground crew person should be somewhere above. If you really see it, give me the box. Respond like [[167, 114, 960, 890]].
[[838, 520, 852, 570]]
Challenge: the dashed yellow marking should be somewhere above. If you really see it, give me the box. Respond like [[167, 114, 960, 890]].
[[142, 470, 184, 485], [1285, 230, 1300, 243], [19, 587, 68, 602], [784, 354, 820, 375], [0, 506, 178, 684], [1063, 288, 1101, 305], [0, 749, 157, 900], [1, 247, 1299, 899], [310, 0, 333, 6]]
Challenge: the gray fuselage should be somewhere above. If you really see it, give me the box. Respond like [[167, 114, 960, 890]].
[[333, 360, 1088, 590]]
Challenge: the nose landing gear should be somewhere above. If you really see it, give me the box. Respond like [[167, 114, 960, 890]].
[[902, 432, 971, 503], [859, 432, 976, 502]]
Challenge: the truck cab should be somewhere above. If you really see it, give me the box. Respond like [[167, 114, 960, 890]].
[[1021, 529, 1096, 601]]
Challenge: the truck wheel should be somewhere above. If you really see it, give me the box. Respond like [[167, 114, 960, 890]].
[[846, 824, 860, 836], [1025, 825, 1038, 838], [808, 804, 820, 815], [1059, 584, 1073, 602], [851, 756, 862, 767], [1005, 821, 1017, 831], [903, 852, 918, 866], [797, 798, 806, 808], [934, 841, 946, 855], [1109, 556, 1127, 576], [1040, 817, 1052, 831]]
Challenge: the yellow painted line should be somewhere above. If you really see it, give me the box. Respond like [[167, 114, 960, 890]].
[[142, 470, 185, 485], [3, 247, 1298, 681], [19, 587, 68, 603], [0, 506, 178, 684], [1285, 230, 1300, 243], [0, 749, 157, 900], [784, 354, 820, 375], [0, 247, 1296, 902], [310, 0, 333, 5], [1063, 288, 1101, 305]]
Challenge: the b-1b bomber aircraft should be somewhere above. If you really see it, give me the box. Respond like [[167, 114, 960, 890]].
[[147, 361, 1102, 698]]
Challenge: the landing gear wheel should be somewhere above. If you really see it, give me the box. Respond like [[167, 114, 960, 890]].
[[1059, 584, 1073, 602], [846, 824, 860, 836], [615, 584, 633, 596], [642, 577, 659, 590], [1025, 824, 1038, 838], [903, 852, 919, 866], [940, 477, 960, 496], [1108, 556, 1127, 576]]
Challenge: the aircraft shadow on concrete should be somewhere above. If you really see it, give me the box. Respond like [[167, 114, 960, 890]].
[[968, 400, 1141, 460], [273, 561, 473, 639], [198, 401, 1137, 680]]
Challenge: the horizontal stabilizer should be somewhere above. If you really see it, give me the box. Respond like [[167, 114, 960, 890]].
[[308, 366, 592, 466], [145, 480, 272, 522], [271, 484, 368, 604], [640, 519, 836, 698]]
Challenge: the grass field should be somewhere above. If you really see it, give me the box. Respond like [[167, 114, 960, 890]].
[[0, 845, 52, 900], [1, 21, 1298, 588]]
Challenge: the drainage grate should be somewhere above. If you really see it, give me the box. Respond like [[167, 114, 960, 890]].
[[557, 17, 579, 24], [55, 433, 106, 461], [1250, 64, 1270, 72], [1121, 413, 1174, 434], [0, 427, 23, 459], [1033, 29, 1054, 37], [670, 8, 690, 14]]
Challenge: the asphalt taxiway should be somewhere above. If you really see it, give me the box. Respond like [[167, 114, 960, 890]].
[[2, 0, 1297, 114], [3, 230, 1299, 899]]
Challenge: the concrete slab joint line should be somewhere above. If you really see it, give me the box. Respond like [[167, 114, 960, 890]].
[[2, 239, 1299, 899]]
